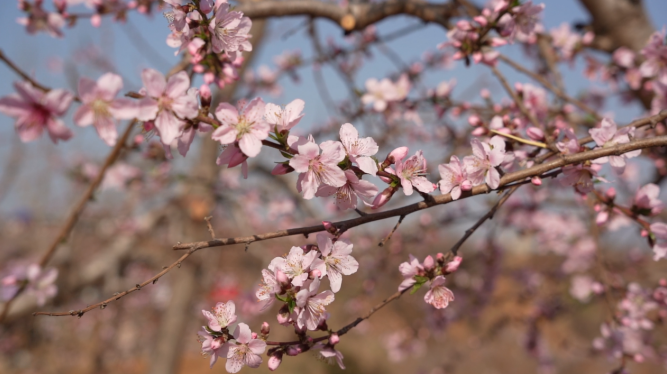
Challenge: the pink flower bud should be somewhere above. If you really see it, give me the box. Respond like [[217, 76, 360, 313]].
[[460, 180, 472, 191], [310, 269, 322, 279], [468, 115, 482, 127], [329, 333, 340, 345], [471, 127, 486, 136], [423, 255, 435, 271], [445, 256, 463, 273], [276, 270, 290, 287], [526, 127, 545, 141], [660, 278, 667, 287], [480, 88, 490, 99], [268, 353, 283, 371], [261, 322, 270, 335], [134, 134, 145, 145], [514, 82, 523, 93], [323, 221, 337, 234], [641, 229, 648, 237], [251, 332, 258, 339], [271, 163, 293, 175], [596, 211, 609, 225], [456, 19, 472, 31], [385, 147, 409, 165], [633, 354, 644, 363], [372, 186, 398, 209], [286, 345, 302, 356], [436, 253, 445, 264], [531, 176, 542, 186], [91, 14, 102, 27], [473, 16, 488, 27], [193, 64, 205, 73], [582, 31, 595, 45], [277, 308, 290, 324], [605, 187, 616, 200]]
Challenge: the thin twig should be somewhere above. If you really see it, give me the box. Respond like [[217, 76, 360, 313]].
[[378, 215, 406, 247], [0, 49, 51, 92], [1, 120, 136, 323], [205, 216, 217, 239], [448, 186, 519, 255]]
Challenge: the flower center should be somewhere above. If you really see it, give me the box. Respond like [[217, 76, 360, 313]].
[[236, 117, 253, 137]]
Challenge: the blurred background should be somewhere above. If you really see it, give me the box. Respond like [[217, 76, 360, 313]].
[[1, 0, 667, 373]]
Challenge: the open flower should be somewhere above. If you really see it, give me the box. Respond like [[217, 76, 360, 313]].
[[269, 246, 319, 287], [296, 278, 335, 330], [339, 123, 379, 175], [25, 265, 58, 306], [198, 328, 229, 368], [313, 343, 346, 369], [136, 69, 199, 145], [560, 163, 604, 194], [289, 138, 346, 200], [209, 3, 252, 58], [633, 183, 663, 215], [464, 136, 511, 189], [226, 323, 266, 373], [424, 276, 455, 309], [311, 234, 359, 292], [264, 99, 305, 132], [256, 269, 281, 310], [212, 98, 270, 158], [398, 255, 424, 291], [438, 155, 472, 200], [394, 150, 435, 196], [202, 300, 237, 332], [589, 118, 639, 174], [650, 222, 667, 261], [216, 143, 249, 178], [315, 170, 378, 210], [0, 81, 73, 143], [361, 78, 396, 111], [74, 73, 136, 146]]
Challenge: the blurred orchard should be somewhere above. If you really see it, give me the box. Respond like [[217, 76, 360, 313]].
[[1, 0, 667, 373]]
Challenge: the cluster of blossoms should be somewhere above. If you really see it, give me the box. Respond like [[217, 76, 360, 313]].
[[439, 0, 545, 66], [399, 254, 462, 309], [1, 263, 58, 306]]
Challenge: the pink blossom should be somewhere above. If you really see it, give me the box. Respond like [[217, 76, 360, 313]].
[[177, 122, 212, 157], [361, 78, 396, 111], [423, 276, 455, 309], [508, 1, 544, 38], [315, 170, 378, 210], [313, 343, 345, 369], [589, 118, 639, 174], [209, 3, 252, 58], [311, 234, 359, 292], [613, 47, 636, 69], [295, 278, 335, 330], [137, 69, 199, 145], [289, 138, 347, 200], [198, 328, 229, 368], [444, 256, 463, 273], [269, 246, 318, 287], [393, 150, 435, 195], [570, 275, 598, 302], [267, 353, 282, 370], [639, 31, 667, 84], [17, 4, 65, 38], [212, 98, 270, 158], [25, 265, 58, 306], [264, 99, 305, 132], [0, 81, 73, 143], [226, 323, 266, 373], [650, 222, 667, 261], [216, 144, 249, 178], [398, 255, 424, 291], [560, 163, 604, 194], [438, 155, 472, 200], [74, 73, 136, 146], [202, 300, 237, 332], [556, 127, 580, 155], [550, 23, 580, 60], [463, 136, 512, 189], [633, 183, 663, 215], [256, 269, 280, 310], [101, 163, 141, 190], [162, 0, 188, 32], [338, 123, 379, 175]]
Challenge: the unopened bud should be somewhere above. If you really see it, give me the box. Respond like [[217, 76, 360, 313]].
[[261, 322, 270, 336], [468, 114, 482, 127], [310, 269, 322, 279], [322, 221, 337, 234], [371, 186, 398, 209], [641, 229, 648, 237], [271, 163, 293, 175], [605, 187, 616, 200], [531, 176, 542, 186], [383, 147, 409, 167], [471, 127, 487, 136], [276, 270, 290, 287], [268, 352, 283, 371], [436, 253, 445, 265], [329, 333, 340, 345], [286, 345, 302, 356], [480, 88, 490, 99], [460, 180, 472, 191], [526, 127, 545, 141], [445, 256, 463, 273], [251, 332, 258, 339], [277, 305, 290, 324], [200, 84, 211, 108], [423, 255, 435, 271]]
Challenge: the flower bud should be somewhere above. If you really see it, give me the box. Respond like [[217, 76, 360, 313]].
[[371, 186, 398, 209], [605, 187, 616, 200], [271, 163, 293, 175], [286, 345, 302, 356], [329, 333, 340, 345], [460, 180, 472, 191], [310, 269, 322, 279], [436, 252, 445, 265], [468, 114, 482, 127], [531, 176, 542, 186], [480, 88, 490, 99], [268, 352, 283, 371], [526, 127, 545, 141], [444, 256, 463, 273], [251, 332, 258, 339], [471, 127, 487, 136], [277, 305, 290, 324], [199, 84, 211, 108], [473, 15, 488, 27], [276, 270, 290, 287], [323, 221, 337, 235], [383, 147, 409, 167], [423, 255, 435, 271], [261, 322, 270, 336]]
